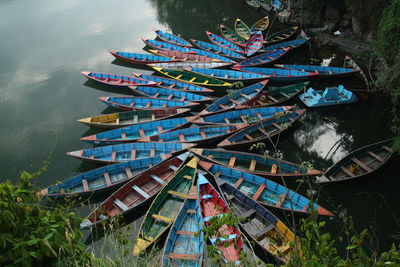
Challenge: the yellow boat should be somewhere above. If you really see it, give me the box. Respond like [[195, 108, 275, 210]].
[[235, 18, 251, 41], [251, 16, 270, 33]]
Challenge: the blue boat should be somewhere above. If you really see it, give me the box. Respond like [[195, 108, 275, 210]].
[[98, 96, 200, 111], [80, 117, 195, 145], [245, 31, 263, 57], [67, 142, 195, 164], [38, 156, 168, 198], [131, 72, 214, 94], [129, 86, 212, 102], [191, 39, 246, 60], [187, 67, 267, 82], [205, 31, 245, 54], [162, 186, 203, 266], [109, 51, 172, 65], [199, 80, 269, 115], [232, 66, 318, 82], [142, 38, 193, 53], [275, 64, 360, 77], [81, 71, 157, 87], [189, 48, 236, 63], [140, 125, 243, 144], [259, 38, 310, 53], [199, 160, 333, 216], [299, 85, 358, 107], [154, 29, 192, 47], [235, 49, 289, 67], [217, 109, 306, 149], [193, 106, 294, 125]]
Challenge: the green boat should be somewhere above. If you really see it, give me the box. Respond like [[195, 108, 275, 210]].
[[246, 0, 260, 9], [264, 26, 298, 45], [235, 18, 251, 41], [260, 82, 310, 106], [219, 24, 246, 47], [133, 157, 197, 256]]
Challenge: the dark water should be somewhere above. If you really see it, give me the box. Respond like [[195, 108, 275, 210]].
[[1, 0, 398, 260]]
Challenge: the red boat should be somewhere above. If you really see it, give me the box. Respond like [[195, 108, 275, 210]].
[[245, 31, 264, 57]]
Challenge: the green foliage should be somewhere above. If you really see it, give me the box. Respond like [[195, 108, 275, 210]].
[[345, 0, 388, 33]]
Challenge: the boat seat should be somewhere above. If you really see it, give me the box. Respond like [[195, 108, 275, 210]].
[[104, 172, 112, 186], [383, 146, 393, 153], [131, 148, 136, 160], [234, 177, 244, 188], [202, 194, 213, 199], [169, 165, 178, 171], [125, 167, 133, 178], [183, 175, 193, 180], [225, 194, 235, 201], [152, 214, 174, 224], [276, 193, 286, 207], [271, 163, 278, 174], [168, 253, 200, 261], [175, 230, 195, 235], [114, 199, 129, 211], [150, 148, 155, 157], [82, 179, 89, 192], [168, 190, 187, 199], [252, 184, 266, 201], [151, 174, 166, 185], [210, 234, 237, 244], [241, 209, 256, 218], [186, 209, 197, 214], [367, 151, 384, 162], [254, 224, 275, 240], [322, 88, 339, 100], [132, 185, 150, 199]]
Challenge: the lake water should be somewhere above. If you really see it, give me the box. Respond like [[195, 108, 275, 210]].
[[1, 0, 398, 261]]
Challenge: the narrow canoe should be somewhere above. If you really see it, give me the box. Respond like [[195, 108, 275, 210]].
[[263, 27, 298, 45], [81, 71, 157, 87], [260, 0, 273, 11], [199, 80, 269, 115], [154, 29, 192, 47], [275, 64, 359, 77], [139, 125, 244, 145], [191, 148, 323, 179], [190, 39, 246, 61], [109, 51, 173, 65], [77, 109, 191, 129], [134, 157, 197, 256], [38, 155, 169, 198], [129, 86, 212, 102], [161, 186, 203, 266], [260, 38, 310, 53], [197, 173, 245, 264], [245, 31, 264, 57], [80, 116, 195, 145], [186, 67, 268, 82], [146, 61, 233, 69], [232, 66, 319, 83], [217, 109, 306, 149], [251, 16, 270, 34], [199, 160, 333, 216], [193, 106, 294, 125], [80, 152, 190, 229], [189, 48, 236, 63], [152, 67, 232, 88], [67, 142, 195, 164], [219, 24, 246, 47], [307, 25, 328, 35], [142, 39, 193, 53], [235, 48, 289, 67], [257, 81, 310, 106], [316, 139, 394, 184], [217, 178, 295, 263], [98, 96, 199, 111], [344, 55, 369, 98], [329, 37, 373, 53], [132, 72, 214, 94], [148, 49, 221, 62], [246, 0, 260, 9], [205, 31, 245, 54], [235, 18, 251, 41]]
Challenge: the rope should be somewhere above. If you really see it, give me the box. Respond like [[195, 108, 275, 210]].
[[264, 10, 279, 40], [314, 0, 325, 26]]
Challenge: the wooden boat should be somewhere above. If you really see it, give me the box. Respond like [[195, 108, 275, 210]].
[[129, 86, 212, 102], [260, 38, 310, 54], [139, 125, 244, 145], [80, 117, 195, 145], [134, 157, 197, 256], [205, 31, 245, 54], [67, 142, 195, 164], [193, 106, 294, 125], [131, 72, 214, 94], [245, 31, 264, 57], [316, 139, 394, 184], [197, 173, 245, 264], [199, 80, 269, 115], [232, 66, 319, 83], [142, 39, 193, 54], [344, 55, 369, 98], [275, 64, 359, 77], [161, 186, 203, 266], [216, 178, 295, 263], [109, 51, 173, 65], [154, 29, 192, 47], [146, 61, 233, 69], [235, 48, 289, 67], [190, 39, 245, 61], [188, 48, 236, 63], [148, 49, 221, 62], [256, 81, 310, 106], [328, 37, 373, 54], [80, 152, 190, 229], [260, 0, 272, 11], [199, 160, 333, 216], [185, 67, 268, 82], [235, 18, 251, 41], [191, 148, 323, 180], [307, 25, 328, 35], [299, 85, 357, 107], [152, 67, 232, 88], [38, 155, 169, 198], [246, 0, 260, 9], [217, 109, 306, 149], [77, 109, 191, 129], [98, 96, 199, 111], [81, 71, 157, 87], [272, 0, 283, 10], [251, 16, 270, 34], [263, 27, 298, 45], [219, 24, 246, 47]]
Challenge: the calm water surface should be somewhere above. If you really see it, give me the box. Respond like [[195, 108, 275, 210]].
[[1, 0, 398, 259]]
